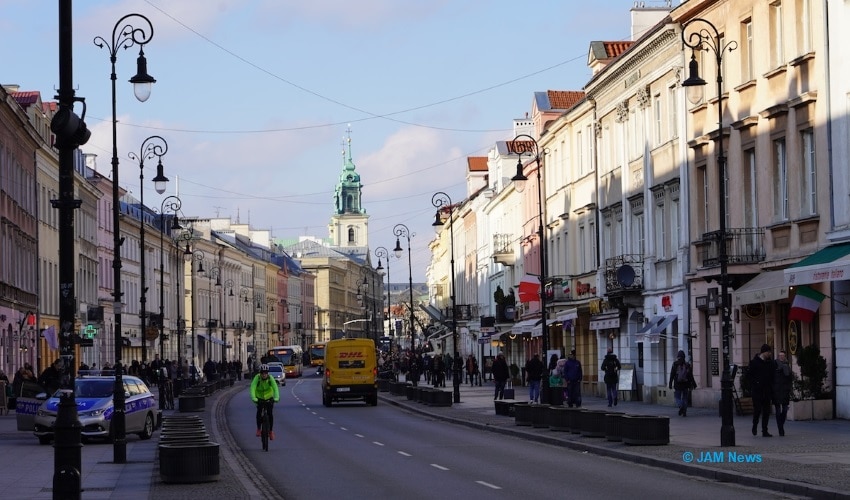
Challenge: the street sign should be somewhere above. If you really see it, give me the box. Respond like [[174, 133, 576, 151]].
[[84, 324, 97, 338]]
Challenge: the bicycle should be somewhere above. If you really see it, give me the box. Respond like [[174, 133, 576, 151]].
[[257, 398, 272, 451]]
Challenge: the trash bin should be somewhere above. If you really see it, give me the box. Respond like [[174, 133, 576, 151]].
[[549, 386, 564, 406]]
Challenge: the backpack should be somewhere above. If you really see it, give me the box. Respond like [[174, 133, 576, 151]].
[[676, 363, 689, 383]]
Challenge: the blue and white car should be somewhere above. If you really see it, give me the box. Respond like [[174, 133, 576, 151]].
[[32, 374, 160, 445]]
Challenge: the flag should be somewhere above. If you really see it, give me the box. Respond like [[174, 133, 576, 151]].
[[518, 274, 540, 303], [43, 325, 59, 350], [788, 286, 826, 322]]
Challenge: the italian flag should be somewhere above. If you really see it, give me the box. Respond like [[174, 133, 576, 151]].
[[788, 285, 826, 323]]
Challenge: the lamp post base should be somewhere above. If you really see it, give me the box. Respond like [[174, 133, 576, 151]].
[[720, 374, 736, 447]]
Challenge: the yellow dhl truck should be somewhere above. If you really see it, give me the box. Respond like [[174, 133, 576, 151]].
[[322, 338, 378, 407]]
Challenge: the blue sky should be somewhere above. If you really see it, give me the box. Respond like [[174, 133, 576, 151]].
[[2, 0, 646, 281]]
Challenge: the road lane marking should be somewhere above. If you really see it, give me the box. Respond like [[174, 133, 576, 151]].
[[476, 481, 501, 490], [373, 441, 385, 446], [398, 451, 411, 457], [340, 427, 348, 431], [355, 434, 364, 438], [431, 464, 448, 470]]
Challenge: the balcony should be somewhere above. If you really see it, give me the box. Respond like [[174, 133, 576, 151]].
[[442, 304, 479, 323], [695, 227, 765, 268], [492, 233, 515, 266], [604, 254, 644, 294]]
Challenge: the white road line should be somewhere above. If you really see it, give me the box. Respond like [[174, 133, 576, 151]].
[[373, 441, 385, 446], [318, 416, 325, 419], [430, 464, 449, 471], [340, 427, 348, 431], [476, 481, 502, 490], [355, 434, 364, 438], [397, 451, 411, 457], [328, 421, 336, 425]]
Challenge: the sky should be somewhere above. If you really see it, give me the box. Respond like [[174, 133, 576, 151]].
[[1, 0, 651, 281]]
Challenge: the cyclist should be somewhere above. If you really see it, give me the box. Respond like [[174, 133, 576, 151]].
[[250, 364, 280, 440]]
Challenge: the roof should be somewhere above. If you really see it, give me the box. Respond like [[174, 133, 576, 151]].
[[506, 140, 537, 156], [10, 90, 41, 110], [467, 156, 488, 172], [546, 90, 585, 110]]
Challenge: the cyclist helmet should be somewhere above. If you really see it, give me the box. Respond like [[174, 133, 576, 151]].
[[260, 364, 270, 373]]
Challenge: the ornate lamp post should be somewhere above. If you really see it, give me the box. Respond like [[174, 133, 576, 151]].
[[432, 191, 461, 403], [682, 17, 737, 447], [94, 12, 156, 464], [393, 224, 415, 351], [375, 246, 392, 342], [223, 279, 233, 364], [239, 287, 250, 367], [182, 241, 204, 382], [511, 134, 550, 404], [158, 196, 181, 361], [128, 135, 168, 365], [206, 267, 221, 363]]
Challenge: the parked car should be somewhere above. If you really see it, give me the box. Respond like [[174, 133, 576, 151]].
[[267, 362, 286, 386], [33, 374, 160, 445]]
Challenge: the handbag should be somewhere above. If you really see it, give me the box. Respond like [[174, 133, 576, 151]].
[[503, 379, 515, 399]]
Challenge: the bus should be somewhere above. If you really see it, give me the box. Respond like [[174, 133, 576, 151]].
[[265, 345, 304, 378], [308, 343, 326, 367]]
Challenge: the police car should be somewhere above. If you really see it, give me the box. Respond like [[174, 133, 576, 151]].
[[32, 372, 160, 445]]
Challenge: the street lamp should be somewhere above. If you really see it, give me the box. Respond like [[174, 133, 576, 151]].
[[510, 133, 550, 404], [223, 278, 233, 364], [393, 224, 415, 351], [239, 288, 250, 365], [158, 195, 181, 362], [128, 135, 168, 365], [182, 241, 205, 381], [432, 191, 461, 403], [375, 246, 391, 342], [94, 12, 156, 464], [682, 17, 737, 447], [206, 266, 221, 363]]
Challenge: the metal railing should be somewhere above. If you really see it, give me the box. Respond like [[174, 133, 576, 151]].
[[696, 227, 765, 267]]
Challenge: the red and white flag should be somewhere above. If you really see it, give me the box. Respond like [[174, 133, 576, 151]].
[[788, 286, 826, 323], [518, 274, 540, 303]]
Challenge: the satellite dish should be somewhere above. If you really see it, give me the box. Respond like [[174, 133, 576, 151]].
[[617, 265, 635, 287]]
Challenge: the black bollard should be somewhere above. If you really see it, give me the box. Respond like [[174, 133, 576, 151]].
[[53, 391, 82, 500]]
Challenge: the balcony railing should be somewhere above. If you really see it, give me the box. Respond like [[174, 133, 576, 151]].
[[696, 227, 765, 268], [442, 304, 478, 322], [492, 233, 515, 266], [604, 254, 644, 293]]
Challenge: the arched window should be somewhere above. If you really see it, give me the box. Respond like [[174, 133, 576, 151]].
[[348, 227, 355, 244]]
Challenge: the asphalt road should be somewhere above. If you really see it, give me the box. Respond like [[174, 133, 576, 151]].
[[227, 375, 806, 499]]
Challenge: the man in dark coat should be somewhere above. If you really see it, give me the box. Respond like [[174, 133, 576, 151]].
[[524, 354, 544, 404], [601, 347, 621, 407], [491, 353, 510, 400], [563, 349, 583, 407], [773, 349, 793, 436], [749, 343, 775, 437]]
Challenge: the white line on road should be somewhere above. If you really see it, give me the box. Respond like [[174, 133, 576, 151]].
[[328, 422, 335, 425], [373, 441, 385, 446], [340, 427, 347, 431], [430, 464, 449, 470], [355, 434, 364, 438], [397, 451, 411, 457], [476, 481, 502, 490]]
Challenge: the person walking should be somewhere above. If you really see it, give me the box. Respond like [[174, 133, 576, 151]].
[[668, 350, 696, 416], [773, 349, 793, 436], [491, 353, 510, 400], [524, 354, 544, 404], [601, 347, 621, 407], [749, 343, 775, 437], [563, 349, 583, 408]]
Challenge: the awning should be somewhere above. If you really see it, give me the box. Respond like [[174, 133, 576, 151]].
[[511, 319, 537, 335], [556, 308, 578, 322], [734, 270, 789, 305], [590, 313, 620, 330], [637, 316, 661, 334], [197, 333, 225, 346], [531, 318, 560, 337], [785, 242, 850, 285], [652, 314, 678, 334]]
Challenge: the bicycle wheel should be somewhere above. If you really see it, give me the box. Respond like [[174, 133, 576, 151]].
[[261, 408, 269, 451]]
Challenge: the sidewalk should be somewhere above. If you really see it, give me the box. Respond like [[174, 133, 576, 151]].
[[381, 377, 850, 500]]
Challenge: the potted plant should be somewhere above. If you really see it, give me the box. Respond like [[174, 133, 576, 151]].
[[789, 345, 832, 420]]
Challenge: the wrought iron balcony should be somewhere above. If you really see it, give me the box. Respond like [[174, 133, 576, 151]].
[[492, 233, 515, 266], [695, 227, 765, 268], [442, 304, 478, 322], [604, 254, 644, 293]]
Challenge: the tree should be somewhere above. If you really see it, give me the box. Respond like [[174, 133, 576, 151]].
[[794, 345, 829, 400]]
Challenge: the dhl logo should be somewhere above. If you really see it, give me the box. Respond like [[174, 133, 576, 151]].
[[338, 352, 366, 358]]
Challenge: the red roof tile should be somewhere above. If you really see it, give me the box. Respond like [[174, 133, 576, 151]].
[[507, 140, 536, 155], [604, 41, 634, 58], [11, 90, 41, 109], [467, 156, 488, 172], [548, 90, 585, 110]]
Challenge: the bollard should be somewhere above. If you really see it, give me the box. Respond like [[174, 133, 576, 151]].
[[53, 392, 82, 500]]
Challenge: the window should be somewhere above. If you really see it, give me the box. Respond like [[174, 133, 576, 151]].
[[773, 138, 788, 220], [800, 129, 816, 216], [655, 201, 666, 259], [579, 224, 587, 271], [630, 197, 645, 256], [771, 2, 784, 68], [589, 220, 597, 268], [742, 19, 754, 81], [743, 148, 758, 229], [654, 94, 662, 146], [577, 130, 583, 175], [699, 165, 710, 234]]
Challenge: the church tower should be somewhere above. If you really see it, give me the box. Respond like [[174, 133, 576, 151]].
[[329, 127, 369, 247]]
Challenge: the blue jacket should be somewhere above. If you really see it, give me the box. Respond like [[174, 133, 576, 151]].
[[563, 358, 583, 383]]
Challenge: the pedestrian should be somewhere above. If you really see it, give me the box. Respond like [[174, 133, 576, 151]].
[[749, 343, 775, 437], [563, 349, 583, 408], [465, 355, 478, 386], [773, 349, 792, 436], [668, 350, 696, 416], [432, 354, 445, 388], [601, 347, 621, 407], [491, 353, 510, 400], [524, 354, 544, 404], [38, 358, 64, 395]]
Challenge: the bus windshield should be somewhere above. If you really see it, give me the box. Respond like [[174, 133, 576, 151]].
[[309, 344, 325, 366]]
